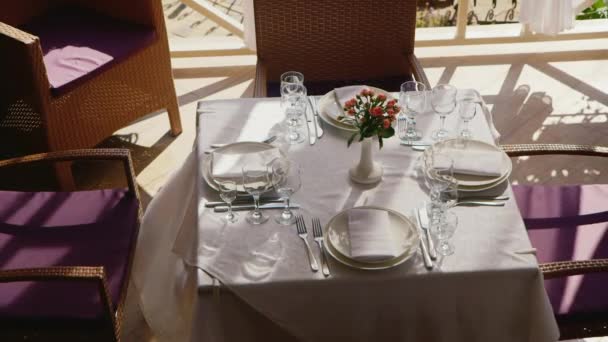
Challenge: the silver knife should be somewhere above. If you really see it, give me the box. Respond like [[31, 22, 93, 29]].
[[309, 96, 324, 138], [305, 99, 317, 145], [414, 210, 433, 270], [418, 207, 437, 261], [214, 203, 300, 212], [205, 198, 283, 208]]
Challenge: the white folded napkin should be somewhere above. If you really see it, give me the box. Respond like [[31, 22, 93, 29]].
[[211, 148, 280, 182], [334, 85, 367, 108], [437, 147, 504, 177], [347, 208, 399, 263]]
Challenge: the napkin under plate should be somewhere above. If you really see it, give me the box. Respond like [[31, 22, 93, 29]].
[[211, 148, 280, 182], [438, 147, 503, 177], [347, 208, 399, 263], [334, 85, 367, 108]]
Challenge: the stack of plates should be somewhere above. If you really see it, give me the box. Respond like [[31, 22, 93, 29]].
[[323, 206, 419, 270], [316, 86, 394, 133], [431, 139, 513, 192], [202, 142, 286, 192]]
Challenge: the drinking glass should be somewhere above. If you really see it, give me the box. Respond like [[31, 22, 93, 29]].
[[459, 98, 478, 139], [270, 158, 302, 225], [242, 163, 272, 224], [431, 211, 458, 256], [431, 84, 457, 141], [280, 71, 304, 94], [281, 84, 307, 144], [218, 180, 238, 223], [399, 81, 427, 142]]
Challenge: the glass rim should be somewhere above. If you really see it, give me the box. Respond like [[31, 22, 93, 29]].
[[400, 81, 427, 92]]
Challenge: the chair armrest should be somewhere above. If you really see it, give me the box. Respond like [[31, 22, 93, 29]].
[[541, 259, 608, 279], [407, 53, 431, 89], [501, 144, 608, 158], [253, 60, 268, 98], [0, 266, 117, 341], [0, 148, 139, 196]]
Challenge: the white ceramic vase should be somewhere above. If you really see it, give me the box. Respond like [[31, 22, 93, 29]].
[[349, 138, 383, 184]]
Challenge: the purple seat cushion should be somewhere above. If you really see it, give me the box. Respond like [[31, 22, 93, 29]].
[[20, 6, 157, 97], [266, 74, 413, 97], [513, 184, 608, 317], [0, 189, 139, 319]]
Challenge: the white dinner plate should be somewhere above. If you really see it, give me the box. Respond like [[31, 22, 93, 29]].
[[202, 142, 285, 193], [324, 206, 419, 270], [431, 139, 512, 189], [317, 86, 394, 133]]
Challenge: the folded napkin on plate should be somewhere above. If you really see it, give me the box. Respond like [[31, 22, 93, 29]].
[[334, 85, 367, 108], [437, 147, 503, 177], [347, 208, 399, 263], [211, 148, 280, 182]]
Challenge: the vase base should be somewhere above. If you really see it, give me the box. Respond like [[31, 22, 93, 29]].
[[349, 162, 383, 184]]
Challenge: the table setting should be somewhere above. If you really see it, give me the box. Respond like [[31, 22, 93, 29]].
[[133, 71, 558, 342]]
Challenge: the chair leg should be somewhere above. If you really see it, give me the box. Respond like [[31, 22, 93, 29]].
[[167, 99, 182, 137], [54, 162, 76, 190]]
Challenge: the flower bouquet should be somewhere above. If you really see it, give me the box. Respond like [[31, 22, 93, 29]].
[[337, 88, 401, 149]]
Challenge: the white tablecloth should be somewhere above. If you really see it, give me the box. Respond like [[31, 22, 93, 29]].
[[158, 96, 558, 342]]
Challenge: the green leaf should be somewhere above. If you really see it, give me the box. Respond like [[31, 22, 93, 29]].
[[380, 126, 395, 138], [347, 133, 358, 147]]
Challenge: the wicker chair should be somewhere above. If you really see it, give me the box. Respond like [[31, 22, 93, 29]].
[[502, 143, 608, 339], [0, 0, 182, 188], [0, 149, 141, 341], [252, 0, 430, 97]]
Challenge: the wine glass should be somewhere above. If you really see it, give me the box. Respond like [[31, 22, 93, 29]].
[[281, 84, 307, 144], [242, 163, 272, 225], [270, 158, 302, 225], [218, 180, 238, 223], [280, 71, 304, 94], [459, 98, 478, 139], [432, 211, 458, 256], [399, 81, 426, 142], [431, 84, 457, 141]]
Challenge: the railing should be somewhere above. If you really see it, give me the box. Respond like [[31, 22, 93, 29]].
[[169, 0, 608, 57]]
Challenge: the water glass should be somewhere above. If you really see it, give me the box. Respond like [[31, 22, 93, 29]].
[[281, 84, 307, 144], [459, 98, 478, 139], [399, 81, 427, 142], [218, 180, 238, 223], [431, 84, 457, 141], [280, 71, 304, 94], [270, 158, 302, 225], [432, 211, 458, 256], [242, 163, 272, 225]]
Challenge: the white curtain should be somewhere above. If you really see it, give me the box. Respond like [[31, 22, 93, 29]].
[[520, 0, 576, 36], [243, 0, 256, 51]]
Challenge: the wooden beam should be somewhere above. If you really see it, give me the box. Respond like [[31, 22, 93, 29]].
[[181, 0, 245, 38]]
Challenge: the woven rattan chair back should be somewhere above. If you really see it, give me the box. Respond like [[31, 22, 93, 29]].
[[253, 0, 417, 82]]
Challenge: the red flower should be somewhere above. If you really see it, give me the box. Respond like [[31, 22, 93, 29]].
[[370, 106, 384, 117], [387, 109, 395, 116], [383, 119, 391, 128], [386, 99, 396, 107], [345, 99, 356, 108], [368, 89, 375, 96], [377, 94, 387, 102], [348, 108, 355, 115], [360, 89, 369, 96]]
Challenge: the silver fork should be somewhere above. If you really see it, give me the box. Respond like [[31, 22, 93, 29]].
[[296, 215, 319, 273], [312, 218, 330, 277], [209, 135, 277, 149]]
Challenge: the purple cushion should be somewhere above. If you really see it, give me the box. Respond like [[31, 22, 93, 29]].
[[266, 74, 413, 97], [0, 189, 139, 319], [513, 184, 608, 316], [20, 6, 157, 97]]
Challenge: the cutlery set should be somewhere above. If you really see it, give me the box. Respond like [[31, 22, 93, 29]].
[[295, 215, 330, 277]]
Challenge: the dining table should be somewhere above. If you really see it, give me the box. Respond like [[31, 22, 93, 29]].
[[132, 91, 560, 342]]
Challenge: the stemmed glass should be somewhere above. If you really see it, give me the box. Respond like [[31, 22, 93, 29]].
[[242, 162, 273, 225], [218, 180, 238, 223], [270, 158, 302, 225], [281, 71, 305, 126], [281, 84, 307, 144], [431, 84, 457, 141], [432, 211, 458, 256], [399, 81, 427, 142], [459, 98, 478, 139]]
